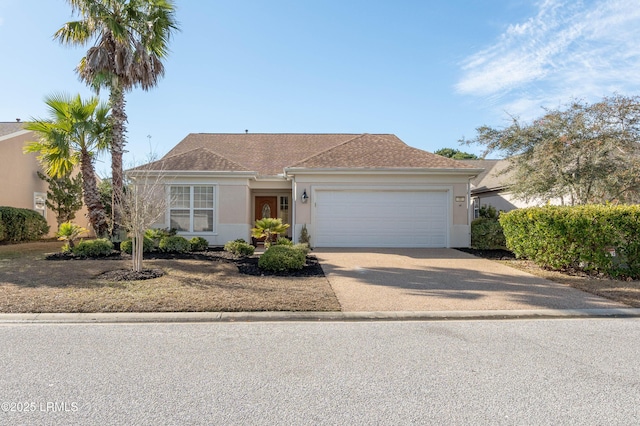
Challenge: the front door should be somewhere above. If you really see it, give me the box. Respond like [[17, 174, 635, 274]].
[[255, 196, 278, 222]]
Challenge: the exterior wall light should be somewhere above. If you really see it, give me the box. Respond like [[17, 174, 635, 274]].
[[301, 189, 309, 203]]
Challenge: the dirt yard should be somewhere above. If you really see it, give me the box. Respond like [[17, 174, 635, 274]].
[[0, 241, 340, 313]]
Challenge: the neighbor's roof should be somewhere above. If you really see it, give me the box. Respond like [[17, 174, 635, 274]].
[[460, 159, 512, 193], [139, 133, 479, 176], [0, 122, 27, 138]]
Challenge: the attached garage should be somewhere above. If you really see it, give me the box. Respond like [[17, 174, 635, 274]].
[[313, 189, 449, 248]]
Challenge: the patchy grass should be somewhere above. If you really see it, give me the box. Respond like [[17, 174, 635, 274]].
[[498, 259, 640, 308], [458, 248, 640, 308], [0, 240, 340, 313]]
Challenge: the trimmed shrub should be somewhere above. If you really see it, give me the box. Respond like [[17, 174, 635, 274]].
[[145, 228, 176, 249], [120, 237, 155, 254], [159, 235, 191, 253], [299, 224, 310, 245], [224, 239, 255, 256], [258, 245, 306, 272], [293, 243, 311, 255], [471, 217, 506, 249], [273, 237, 293, 246], [500, 205, 640, 278], [189, 237, 209, 252], [0, 206, 49, 242], [73, 238, 114, 257]]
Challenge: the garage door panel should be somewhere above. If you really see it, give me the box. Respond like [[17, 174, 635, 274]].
[[314, 190, 448, 248]]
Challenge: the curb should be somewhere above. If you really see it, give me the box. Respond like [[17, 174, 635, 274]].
[[1, 308, 640, 324]]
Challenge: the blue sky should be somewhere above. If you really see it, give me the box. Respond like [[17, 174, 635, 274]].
[[1, 0, 639, 175]]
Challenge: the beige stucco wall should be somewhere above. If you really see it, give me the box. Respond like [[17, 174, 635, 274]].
[[156, 176, 253, 245], [0, 131, 92, 237]]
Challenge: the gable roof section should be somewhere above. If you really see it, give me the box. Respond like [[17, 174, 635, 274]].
[[132, 147, 250, 173], [146, 133, 478, 176], [461, 159, 512, 193], [0, 122, 28, 139], [290, 134, 476, 170]]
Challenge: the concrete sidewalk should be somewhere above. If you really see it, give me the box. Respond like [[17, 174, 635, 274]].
[[314, 248, 628, 312], [1, 308, 640, 323]]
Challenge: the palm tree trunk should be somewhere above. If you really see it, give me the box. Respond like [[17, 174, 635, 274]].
[[110, 85, 127, 238], [80, 150, 108, 236]]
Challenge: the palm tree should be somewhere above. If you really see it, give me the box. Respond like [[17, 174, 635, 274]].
[[54, 0, 179, 237], [25, 93, 111, 236], [251, 218, 290, 248]]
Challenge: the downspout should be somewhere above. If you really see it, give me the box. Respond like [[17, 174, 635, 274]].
[[468, 177, 472, 247], [290, 174, 297, 243]]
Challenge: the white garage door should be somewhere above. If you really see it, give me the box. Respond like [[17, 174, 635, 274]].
[[314, 190, 448, 247]]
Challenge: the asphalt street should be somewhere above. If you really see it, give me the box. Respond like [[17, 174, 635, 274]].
[[1, 319, 639, 425]]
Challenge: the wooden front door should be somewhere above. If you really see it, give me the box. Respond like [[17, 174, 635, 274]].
[[255, 196, 278, 222]]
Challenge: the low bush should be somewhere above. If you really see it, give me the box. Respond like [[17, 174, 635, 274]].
[[224, 239, 255, 256], [258, 245, 306, 272], [120, 237, 155, 255], [471, 217, 506, 249], [189, 237, 209, 252], [500, 205, 640, 278], [0, 218, 5, 242], [145, 228, 176, 249], [73, 238, 114, 257], [0, 206, 50, 242], [159, 235, 191, 253], [293, 243, 311, 255], [273, 237, 293, 246]]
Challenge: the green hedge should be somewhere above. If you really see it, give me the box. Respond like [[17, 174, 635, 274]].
[[500, 205, 640, 278], [159, 235, 191, 253], [258, 245, 306, 272], [120, 237, 155, 255], [0, 206, 50, 243], [189, 237, 209, 252], [73, 238, 114, 257], [471, 217, 506, 249]]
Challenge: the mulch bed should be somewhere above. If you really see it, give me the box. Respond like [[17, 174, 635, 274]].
[[46, 249, 326, 279], [456, 247, 516, 260]]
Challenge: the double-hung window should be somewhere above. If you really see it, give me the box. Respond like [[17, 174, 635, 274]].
[[169, 186, 215, 232]]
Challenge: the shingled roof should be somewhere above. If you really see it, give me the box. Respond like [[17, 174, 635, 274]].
[[0, 122, 27, 138], [460, 159, 512, 192], [143, 133, 477, 176]]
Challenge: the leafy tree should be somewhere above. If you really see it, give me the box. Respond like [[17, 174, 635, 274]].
[[25, 93, 111, 235], [251, 218, 290, 248], [37, 171, 83, 229], [55, 0, 179, 238], [434, 147, 478, 159], [464, 95, 640, 205]]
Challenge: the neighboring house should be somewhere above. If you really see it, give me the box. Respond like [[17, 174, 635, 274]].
[[0, 121, 92, 236], [461, 159, 547, 218], [131, 133, 483, 248]]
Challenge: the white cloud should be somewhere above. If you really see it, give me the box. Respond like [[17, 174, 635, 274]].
[[456, 0, 640, 119]]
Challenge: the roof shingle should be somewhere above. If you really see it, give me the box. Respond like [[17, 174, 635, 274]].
[[147, 133, 477, 175]]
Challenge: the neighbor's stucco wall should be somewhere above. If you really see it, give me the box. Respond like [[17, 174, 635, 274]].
[[290, 172, 473, 247], [0, 131, 92, 236]]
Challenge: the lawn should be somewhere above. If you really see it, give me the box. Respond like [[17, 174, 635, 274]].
[[0, 240, 341, 313], [2, 241, 639, 313]]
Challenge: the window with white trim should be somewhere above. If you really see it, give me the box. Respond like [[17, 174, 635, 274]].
[[169, 186, 215, 232]]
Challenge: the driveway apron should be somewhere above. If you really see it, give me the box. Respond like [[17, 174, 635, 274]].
[[314, 248, 626, 312]]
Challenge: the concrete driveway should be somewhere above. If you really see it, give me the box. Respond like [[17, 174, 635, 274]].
[[314, 248, 627, 312]]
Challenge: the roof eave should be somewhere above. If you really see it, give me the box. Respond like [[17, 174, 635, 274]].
[[126, 169, 258, 178], [284, 167, 484, 176]]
